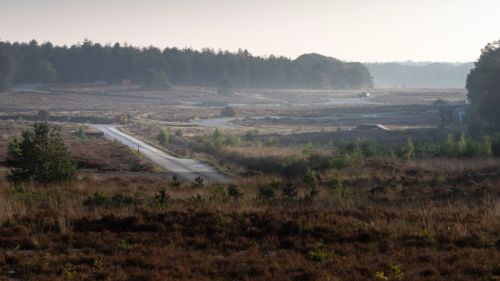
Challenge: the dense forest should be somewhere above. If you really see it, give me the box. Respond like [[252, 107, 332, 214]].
[[0, 40, 372, 91], [366, 62, 473, 88]]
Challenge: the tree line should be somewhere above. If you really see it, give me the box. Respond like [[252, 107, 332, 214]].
[[0, 40, 372, 91], [367, 61, 473, 88]]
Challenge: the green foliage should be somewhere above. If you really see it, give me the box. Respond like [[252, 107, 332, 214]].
[[217, 73, 233, 95], [198, 129, 241, 149], [307, 240, 335, 262], [117, 239, 133, 251], [303, 168, 319, 197], [93, 256, 104, 270], [220, 106, 238, 117], [374, 263, 404, 280], [85, 191, 142, 207], [302, 142, 316, 155], [307, 250, 335, 262], [330, 135, 496, 161], [375, 271, 389, 280], [244, 129, 259, 142], [142, 68, 172, 90], [0, 47, 16, 91], [327, 173, 343, 191], [155, 187, 169, 205], [63, 263, 76, 280], [281, 182, 298, 199], [155, 71, 173, 90], [227, 184, 243, 199], [192, 176, 204, 188], [403, 138, 415, 161], [418, 229, 432, 239], [331, 152, 350, 169], [77, 126, 87, 142], [88, 190, 110, 206], [35, 60, 57, 82], [156, 128, 170, 145], [296, 53, 372, 89], [6, 122, 76, 184], [263, 137, 278, 147], [0, 39, 372, 90], [170, 175, 182, 187], [175, 129, 183, 137], [209, 185, 230, 203], [257, 185, 275, 201], [467, 39, 500, 134], [211, 128, 224, 147], [224, 133, 241, 146]]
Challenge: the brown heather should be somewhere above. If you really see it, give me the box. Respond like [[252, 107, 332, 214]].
[[0, 156, 499, 281]]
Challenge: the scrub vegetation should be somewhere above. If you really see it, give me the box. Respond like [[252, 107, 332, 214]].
[[0, 39, 499, 280]]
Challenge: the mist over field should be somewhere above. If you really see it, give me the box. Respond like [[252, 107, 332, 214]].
[[367, 62, 474, 88]]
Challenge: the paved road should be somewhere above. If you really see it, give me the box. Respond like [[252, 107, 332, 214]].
[[93, 125, 230, 183]]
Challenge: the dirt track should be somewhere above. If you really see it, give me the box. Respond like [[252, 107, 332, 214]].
[[93, 125, 230, 183]]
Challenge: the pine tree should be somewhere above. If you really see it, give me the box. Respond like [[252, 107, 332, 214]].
[[7, 122, 76, 184]]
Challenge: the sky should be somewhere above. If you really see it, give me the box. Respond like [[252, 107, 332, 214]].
[[0, 0, 498, 62]]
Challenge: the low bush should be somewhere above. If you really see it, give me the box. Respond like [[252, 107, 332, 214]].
[[220, 106, 238, 117], [227, 184, 243, 199], [281, 182, 298, 199], [157, 128, 170, 145], [257, 185, 275, 201]]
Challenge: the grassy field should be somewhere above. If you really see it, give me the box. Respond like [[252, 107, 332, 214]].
[[0, 156, 499, 280], [0, 84, 497, 280]]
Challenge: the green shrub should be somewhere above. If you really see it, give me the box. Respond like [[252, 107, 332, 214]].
[[303, 168, 319, 197], [192, 176, 204, 188], [331, 152, 350, 169], [220, 106, 238, 117], [117, 239, 133, 251], [327, 173, 343, 191], [403, 138, 415, 160], [257, 185, 275, 200], [6, 122, 76, 184], [85, 190, 110, 206], [307, 250, 335, 262], [157, 128, 170, 145], [155, 187, 169, 205], [225, 133, 241, 146], [302, 142, 316, 155], [281, 182, 298, 199], [209, 185, 230, 203], [264, 137, 278, 147], [63, 263, 76, 279], [211, 129, 224, 147], [244, 129, 259, 142], [227, 184, 243, 199], [170, 175, 182, 187]]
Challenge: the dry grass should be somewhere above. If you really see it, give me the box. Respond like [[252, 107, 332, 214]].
[[0, 157, 499, 280], [224, 145, 306, 159]]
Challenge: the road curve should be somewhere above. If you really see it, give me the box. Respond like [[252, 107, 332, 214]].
[[93, 125, 230, 183]]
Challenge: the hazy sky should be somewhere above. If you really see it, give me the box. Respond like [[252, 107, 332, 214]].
[[1, 0, 498, 62]]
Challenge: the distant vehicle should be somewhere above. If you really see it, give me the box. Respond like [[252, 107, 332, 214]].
[[356, 124, 391, 131], [358, 92, 371, 98]]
